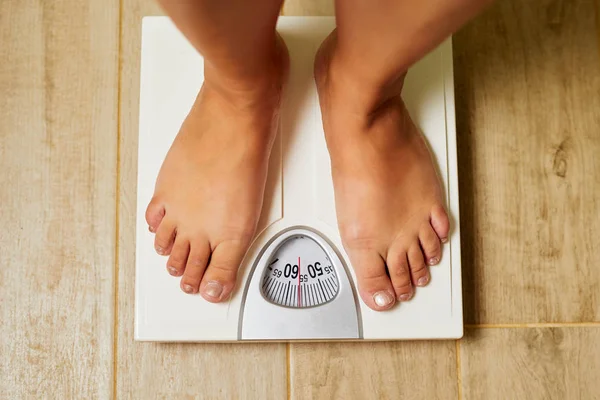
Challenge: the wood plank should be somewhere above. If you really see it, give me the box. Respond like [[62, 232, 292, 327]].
[[0, 0, 119, 398], [597, 0, 600, 58], [460, 327, 600, 399], [290, 341, 457, 399], [454, 0, 600, 324], [116, 2, 287, 398], [283, 0, 334, 16]]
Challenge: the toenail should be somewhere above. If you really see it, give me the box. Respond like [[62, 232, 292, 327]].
[[203, 281, 223, 299], [417, 276, 429, 286], [167, 266, 178, 276], [441, 237, 448, 243], [155, 246, 165, 255], [399, 293, 411, 301], [148, 225, 155, 233], [429, 257, 440, 266], [183, 284, 195, 294], [373, 291, 394, 308]]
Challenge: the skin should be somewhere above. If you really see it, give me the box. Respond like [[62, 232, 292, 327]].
[[147, 0, 287, 301], [314, 0, 494, 310], [147, 0, 493, 309]]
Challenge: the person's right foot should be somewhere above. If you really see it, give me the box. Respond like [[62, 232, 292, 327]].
[[146, 37, 288, 302], [315, 33, 450, 311]]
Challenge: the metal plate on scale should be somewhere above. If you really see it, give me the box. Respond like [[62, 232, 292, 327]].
[[241, 227, 360, 340], [135, 16, 463, 342]]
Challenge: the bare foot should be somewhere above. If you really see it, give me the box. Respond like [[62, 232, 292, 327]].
[[146, 38, 288, 302], [315, 33, 450, 311]]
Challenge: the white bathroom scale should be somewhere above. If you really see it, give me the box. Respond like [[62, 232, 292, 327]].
[[135, 16, 463, 342]]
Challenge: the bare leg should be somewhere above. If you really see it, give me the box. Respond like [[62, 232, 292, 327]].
[[146, 0, 287, 301], [316, 0, 492, 310]]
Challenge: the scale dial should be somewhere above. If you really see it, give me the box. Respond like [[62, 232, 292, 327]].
[[261, 235, 339, 308]]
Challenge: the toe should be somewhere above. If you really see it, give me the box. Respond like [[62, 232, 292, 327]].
[[386, 249, 414, 301], [166, 237, 190, 276], [145, 197, 165, 233], [419, 225, 442, 266], [180, 239, 211, 294], [200, 239, 249, 303], [348, 248, 396, 311], [431, 204, 450, 243], [154, 218, 176, 256], [408, 243, 430, 287]]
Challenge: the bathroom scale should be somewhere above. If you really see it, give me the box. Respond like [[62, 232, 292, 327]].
[[135, 16, 463, 341]]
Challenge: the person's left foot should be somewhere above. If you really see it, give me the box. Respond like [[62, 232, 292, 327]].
[[315, 33, 450, 311]]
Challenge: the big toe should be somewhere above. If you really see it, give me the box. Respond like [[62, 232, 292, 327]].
[[431, 204, 450, 243], [347, 248, 396, 311], [200, 239, 249, 303], [145, 197, 165, 233]]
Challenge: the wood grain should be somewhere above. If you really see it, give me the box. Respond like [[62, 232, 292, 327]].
[[460, 327, 600, 399], [290, 341, 457, 399], [0, 0, 119, 398], [2, 0, 600, 398], [283, 0, 334, 16], [454, 0, 600, 324], [116, 1, 287, 398]]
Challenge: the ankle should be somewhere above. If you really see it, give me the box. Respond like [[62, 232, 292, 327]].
[[204, 35, 289, 108], [315, 33, 407, 116]]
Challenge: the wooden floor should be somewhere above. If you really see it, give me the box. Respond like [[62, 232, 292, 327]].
[[2, 0, 599, 398]]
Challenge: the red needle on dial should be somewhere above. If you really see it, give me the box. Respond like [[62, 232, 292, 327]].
[[298, 257, 301, 307]]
